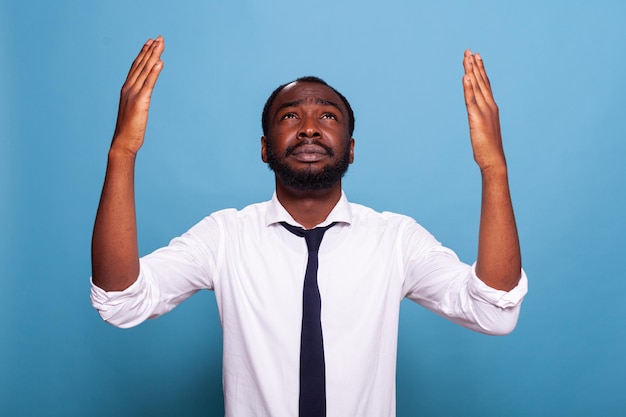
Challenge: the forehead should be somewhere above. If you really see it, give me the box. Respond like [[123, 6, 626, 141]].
[[271, 81, 347, 114]]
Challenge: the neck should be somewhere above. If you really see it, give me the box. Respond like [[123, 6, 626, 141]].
[[275, 179, 342, 229]]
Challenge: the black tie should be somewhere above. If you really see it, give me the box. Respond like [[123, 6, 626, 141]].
[[281, 221, 336, 417]]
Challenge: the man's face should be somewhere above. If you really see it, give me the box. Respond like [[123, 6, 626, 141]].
[[261, 81, 355, 191]]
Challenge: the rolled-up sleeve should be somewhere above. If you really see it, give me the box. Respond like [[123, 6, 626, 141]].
[[401, 220, 528, 336], [467, 262, 528, 309], [462, 263, 528, 335], [90, 271, 158, 329], [90, 215, 221, 328]]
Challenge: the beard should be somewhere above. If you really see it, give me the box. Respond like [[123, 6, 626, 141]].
[[265, 139, 351, 191]]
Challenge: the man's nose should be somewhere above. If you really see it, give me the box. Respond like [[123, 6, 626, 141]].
[[298, 116, 321, 139]]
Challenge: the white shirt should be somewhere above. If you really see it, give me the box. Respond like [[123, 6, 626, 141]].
[[91, 192, 528, 417]]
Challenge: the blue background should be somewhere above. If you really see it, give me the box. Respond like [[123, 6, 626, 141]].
[[2, 0, 625, 416]]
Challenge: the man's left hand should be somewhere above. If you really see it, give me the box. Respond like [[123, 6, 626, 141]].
[[462, 50, 506, 172]]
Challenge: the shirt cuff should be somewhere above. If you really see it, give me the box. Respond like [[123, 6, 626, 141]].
[[468, 263, 528, 309], [89, 272, 151, 328]]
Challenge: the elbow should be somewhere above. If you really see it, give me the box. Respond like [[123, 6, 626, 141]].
[[473, 304, 522, 336], [89, 273, 152, 329], [486, 320, 518, 336], [91, 272, 139, 293]]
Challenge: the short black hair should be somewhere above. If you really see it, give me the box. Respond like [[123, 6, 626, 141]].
[[261, 76, 355, 137]]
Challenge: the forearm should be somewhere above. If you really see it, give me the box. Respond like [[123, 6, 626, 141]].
[[475, 165, 521, 291], [91, 37, 164, 291], [461, 50, 522, 291], [91, 145, 140, 291]]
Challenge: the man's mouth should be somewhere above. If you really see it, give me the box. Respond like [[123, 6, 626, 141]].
[[287, 142, 334, 160]]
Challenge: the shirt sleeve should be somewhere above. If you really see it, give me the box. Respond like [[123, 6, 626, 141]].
[[90, 215, 221, 328], [400, 220, 528, 335]]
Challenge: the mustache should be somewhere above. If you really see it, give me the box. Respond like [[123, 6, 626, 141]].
[[285, 140, 335, 157]]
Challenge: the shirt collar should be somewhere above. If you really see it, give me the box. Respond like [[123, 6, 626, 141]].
[[265, 190, 352, 228]]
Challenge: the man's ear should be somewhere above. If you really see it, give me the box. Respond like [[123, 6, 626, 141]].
[[261, 136, 268, 163], [348, 137, 355, 164]]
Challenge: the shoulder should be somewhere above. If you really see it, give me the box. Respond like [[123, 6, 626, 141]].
[[181, 200, 271, 239], [348, 201, 420, 227], [347, 201, 434, 239], [341, 201, 442, 260], [203, 200, 270, 223]]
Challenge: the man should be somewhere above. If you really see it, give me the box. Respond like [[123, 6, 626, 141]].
[[91, 36, 527, 416]]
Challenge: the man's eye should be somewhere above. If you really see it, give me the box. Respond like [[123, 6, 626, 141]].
[[321, 113, 337, 120], [281, 112, 298, 120]]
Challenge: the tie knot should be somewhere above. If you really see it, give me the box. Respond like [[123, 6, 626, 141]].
[[280, 222, 336, 253]]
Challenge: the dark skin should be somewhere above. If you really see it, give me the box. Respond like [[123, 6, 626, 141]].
[[92, 37, 520, 293], [462, 50, 521, 291], [92, 37, 163, 291], [261, 82, 355, 229]]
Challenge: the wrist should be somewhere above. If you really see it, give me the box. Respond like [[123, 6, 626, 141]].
[[479, 162, 508, 181], [108, 142, 138, 163], [109, 132, 143, 158], [477, 151, 507, 174]]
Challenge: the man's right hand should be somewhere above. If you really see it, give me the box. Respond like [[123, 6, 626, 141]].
[[112, 36, 164, 156], [92, 36, 164, 292]]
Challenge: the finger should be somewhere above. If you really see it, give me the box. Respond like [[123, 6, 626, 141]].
[[125, 39, 155, 84], [471, 54, 499, 118], [463, 49, 473, 76], [462, 51, 476, 106], [129, 37, 163, 85], [475, 53, 492, 91], [132, 39, 164, 93], [129, 39, 153, 72], [139, 59, 164, 98], [471, 53, 493, 98], [126, 37, 164, 88], [462, 72, 479, 111], [464, 56, 488, 109], [470, 55, 498, 113], [463, 51, 487, 102]]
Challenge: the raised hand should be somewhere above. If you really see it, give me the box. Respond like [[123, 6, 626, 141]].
[[461, 49, 522, 292], [462, 50, 506, 172], [112, 36, 165, 155], [92, 37, 164, 291]]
